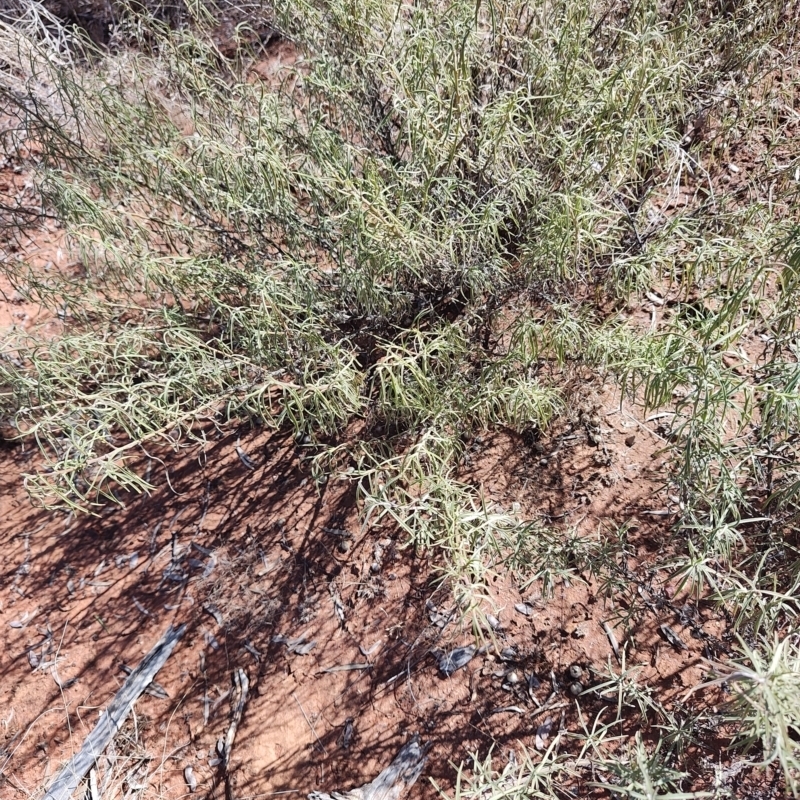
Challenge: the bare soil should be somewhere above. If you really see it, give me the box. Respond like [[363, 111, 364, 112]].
[[0, 386, 728, 800]]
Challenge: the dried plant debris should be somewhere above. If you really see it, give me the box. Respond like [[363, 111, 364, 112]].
[[535, 717, 554, 750], [273, 633, 317, 655], [9, 608, 37, 628], [498, 646, 519, 662], [370, 538, 393, 573], [435, 645, 477, 677], [426, 600, 455, 629], [359, 640, 382, 658], [309, 735, 429, 800], [485, 614, 503, 631], [339, 717, 355, 750], [51, 664, 77, 690], [319, 663, 372, 673], [132, 598, 152, 617], [202, 603, 225, 627], [235, 441, 258, 469], [659, 624, 688, 651], [329, 584, 346, 624], [601, 621, 621, 661], [489, 705, 526, 715], [42, 625, 185, 800], [184, 765, 197, 793], [243, 640, 262, 660]]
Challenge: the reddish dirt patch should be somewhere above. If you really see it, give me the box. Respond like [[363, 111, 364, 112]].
[[0, 394, 728, 800]]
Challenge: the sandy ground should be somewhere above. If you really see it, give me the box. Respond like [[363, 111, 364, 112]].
[[0, 386, 727, 800]]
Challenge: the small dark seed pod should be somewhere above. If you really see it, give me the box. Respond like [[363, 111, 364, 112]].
[[569, 681, 584, 696], [568, 664, 583, 680]]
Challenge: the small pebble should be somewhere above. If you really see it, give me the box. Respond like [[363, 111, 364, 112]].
[[569, 681, 584, 696]]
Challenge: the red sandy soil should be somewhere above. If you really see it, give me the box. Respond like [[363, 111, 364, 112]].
[[0, 388, 730, 800]]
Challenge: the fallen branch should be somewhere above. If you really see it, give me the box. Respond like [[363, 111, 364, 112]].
[[223, 668, 249, 767], [42, 624, 186, 800], [308, 735, 429, 800], [209, 668, 251, 800]]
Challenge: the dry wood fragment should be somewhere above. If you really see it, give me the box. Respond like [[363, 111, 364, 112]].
[[222, 669, 249, 768], [308, 735, 429, 800], [319, 663, 372, 674], [601, 621, 621, 662], [659, 623, 688, 651], [120, 664, 169, 698], [42, 624, 185, 800], [488, 705, 525, 715], [88, 769, 99, 800], [216, 669, 250, 800]]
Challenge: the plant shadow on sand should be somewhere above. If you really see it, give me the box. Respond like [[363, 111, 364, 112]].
[[0, 403, 732, 800]]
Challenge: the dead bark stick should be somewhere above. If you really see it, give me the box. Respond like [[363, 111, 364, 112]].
[[308, 735, 429, 800], [42, 623, 186, 800], [222, 668, 250, 800], [223, 669, 249, 768]]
